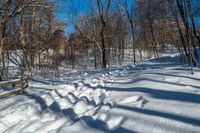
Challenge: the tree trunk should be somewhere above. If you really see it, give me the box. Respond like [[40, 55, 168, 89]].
[[97, 0, 110, 69]]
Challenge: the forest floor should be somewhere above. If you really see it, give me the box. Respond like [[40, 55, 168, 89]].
[[0, 54, 200, 133]]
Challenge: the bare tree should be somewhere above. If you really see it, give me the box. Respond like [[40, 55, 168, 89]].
[[96, 0, 111, 68]]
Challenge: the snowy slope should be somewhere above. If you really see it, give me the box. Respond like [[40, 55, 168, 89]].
[[0, 55, 200, 133]]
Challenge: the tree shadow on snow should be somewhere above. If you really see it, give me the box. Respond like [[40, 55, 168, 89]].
[[82, 116, 135, 133], [117, 105, 200, 126], [145, 72, 200, 82], [114, 76, 200, 90], [103, 86, 200, 104], [24, 92, 49, 110]]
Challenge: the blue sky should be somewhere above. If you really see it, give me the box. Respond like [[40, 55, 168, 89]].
[[55, 0, 91, 34], [55, 0, 200, 35]]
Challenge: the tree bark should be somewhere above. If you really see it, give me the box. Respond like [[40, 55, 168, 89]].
[[97, 0, 110, 69]]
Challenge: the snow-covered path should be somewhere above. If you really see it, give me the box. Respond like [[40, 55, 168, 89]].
[[1, 56, 200, 133]]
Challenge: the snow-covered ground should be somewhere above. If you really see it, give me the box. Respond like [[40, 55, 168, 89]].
[[0, 54, 200, 133]]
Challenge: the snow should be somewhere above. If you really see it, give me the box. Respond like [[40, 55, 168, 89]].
[[0, 54, 200, 133]]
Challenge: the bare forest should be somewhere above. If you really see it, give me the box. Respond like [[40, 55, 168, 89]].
[[0, 0, 200, 78]]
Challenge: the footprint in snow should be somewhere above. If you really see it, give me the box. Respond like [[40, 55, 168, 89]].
[[94, 113, 126, 131], [119, 95, 148, 107]]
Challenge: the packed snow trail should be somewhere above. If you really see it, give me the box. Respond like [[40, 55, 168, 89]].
[[0, 55, 200, 133]]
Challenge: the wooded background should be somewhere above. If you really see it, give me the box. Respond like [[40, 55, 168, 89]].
[[0, 0, 199, 78]]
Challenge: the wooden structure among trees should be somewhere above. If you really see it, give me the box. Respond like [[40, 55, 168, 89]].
[[0, 77, 29, 97]]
